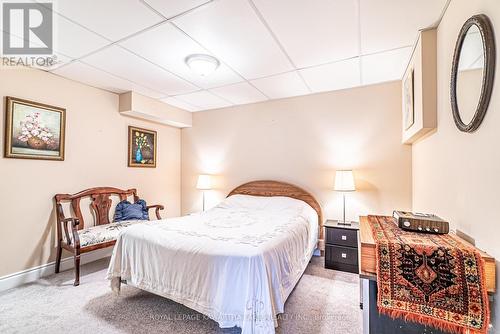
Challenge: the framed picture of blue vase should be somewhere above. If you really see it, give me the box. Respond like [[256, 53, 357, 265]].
[[128, 126, 157, 168]]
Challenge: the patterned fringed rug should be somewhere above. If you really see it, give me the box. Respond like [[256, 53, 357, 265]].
[[369, 215, 489, 334]]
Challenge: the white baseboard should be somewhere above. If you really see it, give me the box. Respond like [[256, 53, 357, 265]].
[[0, 248, 112, 292]]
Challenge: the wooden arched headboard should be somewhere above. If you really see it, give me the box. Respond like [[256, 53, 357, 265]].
[[228, 180, 323, 239]]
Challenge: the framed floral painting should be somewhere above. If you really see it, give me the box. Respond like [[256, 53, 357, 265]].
[[128, 126, 157, 168], [4, 96, 66, 160]]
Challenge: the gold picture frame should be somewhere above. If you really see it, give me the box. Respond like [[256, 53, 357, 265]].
[[128, 126, 157, 168], [4, 96, 66, 161]]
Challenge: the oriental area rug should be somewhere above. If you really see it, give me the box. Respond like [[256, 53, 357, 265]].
[[368, 215, 489, 334]]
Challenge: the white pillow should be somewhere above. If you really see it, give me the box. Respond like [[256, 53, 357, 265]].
[[217, 194, 319, 239], [219, 194, 311, 213]]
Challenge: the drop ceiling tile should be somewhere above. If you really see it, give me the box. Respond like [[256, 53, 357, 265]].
[[46, 0, 163, 41], [160, 97, 201, 112], [300, 58, 361, 93], [250, 71, 309, 99], [210, 82, 267, 105], [82, 45, 198, 95], [173, 0, 294, 79], [33, 53, 73, 71], [54, 14, 109, 58], [0, 28, 72, 70], [52, 61, 165, 98], [252, 0, 359, 68], [360, 0, 447, 54], [175, 90, 232, 110], [143, 0, 210, 18], [361, 47, 412, 85], [120, 23, 242, 89]]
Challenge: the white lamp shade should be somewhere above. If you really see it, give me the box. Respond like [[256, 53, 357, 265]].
[[196, 174, 212, 190], [334, 170, 355, 191]]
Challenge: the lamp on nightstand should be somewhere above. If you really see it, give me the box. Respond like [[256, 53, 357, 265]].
[[334, 170, 356, 226], [196, 174, 212, 211]]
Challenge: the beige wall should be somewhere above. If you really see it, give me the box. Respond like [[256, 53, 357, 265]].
[[181, 81, 412, 225], [412, 0, 500, 330], [0, 68, 181, 277]]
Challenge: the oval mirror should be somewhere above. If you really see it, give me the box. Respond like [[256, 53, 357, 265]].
[[451, 15, 496, 133]]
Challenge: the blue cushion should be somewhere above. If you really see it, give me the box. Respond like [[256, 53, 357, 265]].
[[114, 199, 149, 222]]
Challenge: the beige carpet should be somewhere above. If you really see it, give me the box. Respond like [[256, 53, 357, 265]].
[[0, 257, 362, 334]]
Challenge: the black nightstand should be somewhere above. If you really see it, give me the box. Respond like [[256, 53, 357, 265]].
[[324, 220, 359, 274]]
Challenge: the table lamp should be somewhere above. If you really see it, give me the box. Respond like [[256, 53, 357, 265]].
[[334, 170, 356, 226], [196, 174, 212, 211]]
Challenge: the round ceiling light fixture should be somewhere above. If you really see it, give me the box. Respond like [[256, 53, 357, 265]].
[[185, 54, 220, 76]]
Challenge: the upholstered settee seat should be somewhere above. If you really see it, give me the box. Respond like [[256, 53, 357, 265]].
[[55, 187, 165, 286], [68, 220, 147, 247]]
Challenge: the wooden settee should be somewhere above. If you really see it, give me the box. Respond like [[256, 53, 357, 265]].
[[54, 187, 164, 286]]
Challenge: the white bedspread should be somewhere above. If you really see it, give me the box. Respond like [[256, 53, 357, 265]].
[[106, 195, 318, 334]]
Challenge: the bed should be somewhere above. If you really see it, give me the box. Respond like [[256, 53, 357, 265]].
[[106, 180, 323, 334]]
